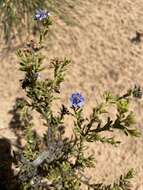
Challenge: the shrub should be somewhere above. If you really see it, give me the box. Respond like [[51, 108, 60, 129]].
[[13, 10, 142, 190]]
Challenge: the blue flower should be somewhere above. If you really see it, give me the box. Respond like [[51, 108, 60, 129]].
[[34, 9, 50, 21], [70, 92, 85, 108]]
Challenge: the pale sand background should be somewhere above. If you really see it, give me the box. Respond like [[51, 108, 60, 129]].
[[0, 0, 143, 189]]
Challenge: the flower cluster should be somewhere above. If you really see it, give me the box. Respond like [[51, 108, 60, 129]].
[[34, 9, 50, 21], [70, 92, 85, 108]]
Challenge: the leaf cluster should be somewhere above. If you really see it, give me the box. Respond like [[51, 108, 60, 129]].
[[89, 169, 134, 190]]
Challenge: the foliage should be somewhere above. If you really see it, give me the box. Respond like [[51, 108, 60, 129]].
[[12, 12, 142, 190]]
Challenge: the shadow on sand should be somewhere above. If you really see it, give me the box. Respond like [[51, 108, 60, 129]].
[[0, 137, 19, 190]]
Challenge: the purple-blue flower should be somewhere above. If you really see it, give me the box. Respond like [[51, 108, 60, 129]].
[[70, 92, 85, 108], [34, 9, 50, 21]]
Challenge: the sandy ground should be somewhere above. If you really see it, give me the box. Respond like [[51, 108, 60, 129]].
[[0, 0, 143, 189]]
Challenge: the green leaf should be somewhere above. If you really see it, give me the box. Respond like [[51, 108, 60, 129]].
[[117, 99, 129, 114]]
